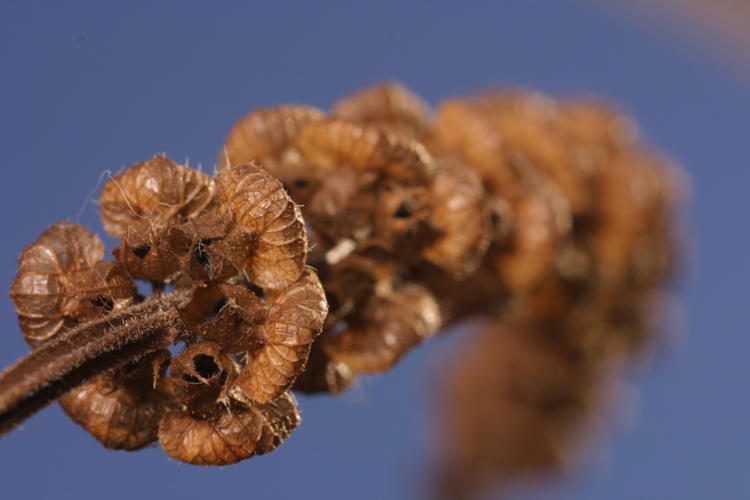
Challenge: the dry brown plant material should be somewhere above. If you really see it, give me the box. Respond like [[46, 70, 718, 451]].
[[237, 268, 327, 403], [2, 154, 326, 466], [216, 164, 308, 290], [323, 282, 441, 373], [10, 222, 136, 346], [0, 82, 682, 493], [434, 321, 606, 499], [100, 155, 216, 238], [333, 80, 432, 138], [59, 350, 170, 450], [159, 392, 300, 466], [218, 105, 326, 205]]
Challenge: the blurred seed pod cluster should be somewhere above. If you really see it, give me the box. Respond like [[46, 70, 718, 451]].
[[219, 82, 683, 495], [10, 157, 327, 464]]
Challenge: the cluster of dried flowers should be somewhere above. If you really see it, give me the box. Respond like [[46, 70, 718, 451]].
[[218, 82, 682, 496], [4, 81, 681, 497], [9, 159, 327, 464]]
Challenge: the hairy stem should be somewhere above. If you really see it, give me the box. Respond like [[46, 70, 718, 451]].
[[0, 291, 190, 437]]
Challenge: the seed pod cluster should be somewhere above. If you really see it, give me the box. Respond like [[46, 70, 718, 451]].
[[433, 321, 607, 499], [425, 91, 681, 497], [6, 81, 682, 485], [9, 156, 327, 465], [220, 81, 682, 496]]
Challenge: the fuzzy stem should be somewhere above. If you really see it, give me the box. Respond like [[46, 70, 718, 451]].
[[0, 291, 190, 437]]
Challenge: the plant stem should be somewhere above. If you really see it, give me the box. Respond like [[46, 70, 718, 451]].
[[0, 291, 190, 437]]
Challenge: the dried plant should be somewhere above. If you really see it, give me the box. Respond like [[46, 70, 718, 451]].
[[1, 158, 327, 463], [0, 81, 682, 498]]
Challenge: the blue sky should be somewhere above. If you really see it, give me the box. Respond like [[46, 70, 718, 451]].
[[0, 2, 748, 499]]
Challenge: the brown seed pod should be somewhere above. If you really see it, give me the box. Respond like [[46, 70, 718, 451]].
[[178, 282, 267, 350], [168, 342, 237, 415], [421, 162, 491, 277], [295, 119, 434, 183], [433, 98, 523, 197], [333, 81, 432, 138], [324, 283, 441, 374], [372, 183, 437, 256], [304, 164, 380, 244], [112, 222, 180, 283], [218, 105, 326, 170], [59, 350, 170, 451], [99, 155, 216, 239], [588, 151, 679, 287], [253, 391, 302, 455], [215, 163, 308, 290], [467, 91, 593, 215], [291, 341, 355, 395], [10, 222, 136, 345], [491, 191, 564, 294], [165, 211, 253, 283], [158, 392, 300, 466], [556, 99, 639, 156], [433, 96, 572, 292], [434, 322, 605, 499], [237, 268, 327, 403], [159, 402, 264, 466]]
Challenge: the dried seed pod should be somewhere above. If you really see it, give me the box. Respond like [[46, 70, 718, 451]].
[[467, 91, 593, 215], [373, 183, 437, 256], [216, 164, 308, 290], [433, 96, 571, 291], [304, 165, 380, 244], [168, 342, 236, 415], [165, 211, 253, 283], [218, 105, 325, 170], [557, 100, 639, 155], [334, 81, 431, 138], [159, 402, 264, 466], [99, 155, 216, 238], [113, 223, 180, 283], [59, 351, 170, 450], [589, 151, 678, 287], [254, 391, 302, 454], [434, 99, 523, 197], [296, 119, 434, 183], [421, 162, 491, 277], [10, 222, 136, 345], [178, 282, 267, 350], [434, 322, 605, 499], [491, 191, 563, 294], [324, 283, 441, 374], [237, 268, 327, 403], [291, 342, 355, 394], [158, 393, 301, 466]]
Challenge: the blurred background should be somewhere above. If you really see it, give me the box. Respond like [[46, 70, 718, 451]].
[[0, 1, 748, 499]]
